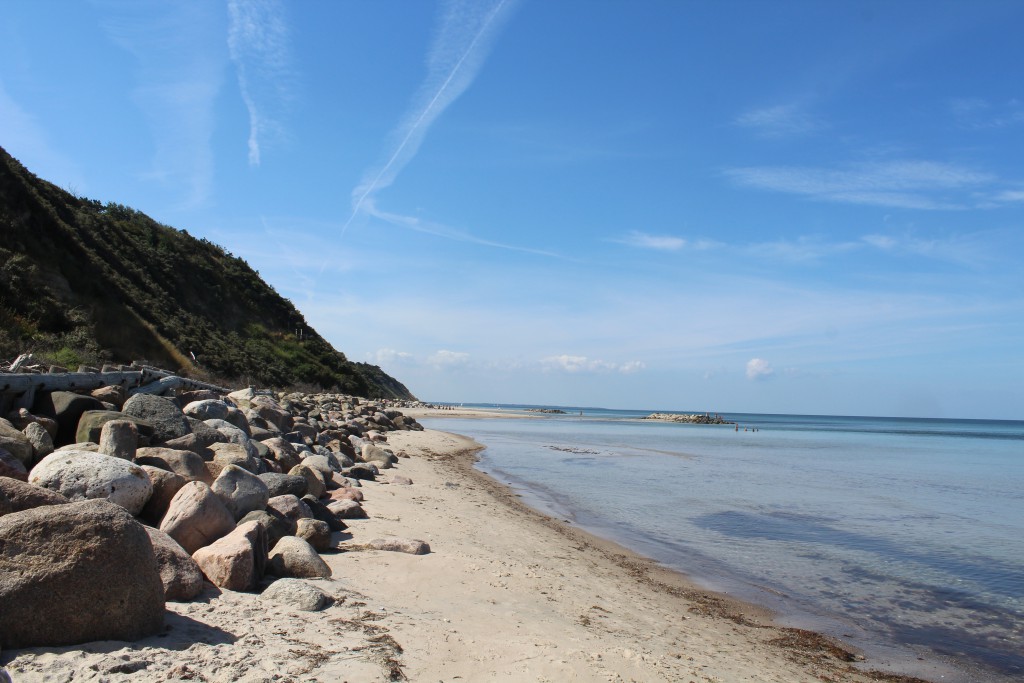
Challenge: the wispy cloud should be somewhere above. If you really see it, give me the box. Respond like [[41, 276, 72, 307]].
[[100, 1, 224, 208], [429, 350, 472, 368], [735, 103, 824, 138], [948, 97, 1024, 130], [614, 231, 718, 252], [746, 358, 774, 380], [542, 355, 646, 374], [227, 0, 294, 166], [342, 0, 519, 234], [725, 160, 999, 210]]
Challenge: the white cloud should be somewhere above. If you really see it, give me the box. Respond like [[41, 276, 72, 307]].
[[735, 103, 823, 138], [746, 358, 775, 381], [614, 231, 721, 252], [725, 160, 998, 211], [227, 0, 294, 166], [342, 0, 520, 233], [542, 355, 645, 374], [429, 350, 471, 367], [372, 348, 413, 365]]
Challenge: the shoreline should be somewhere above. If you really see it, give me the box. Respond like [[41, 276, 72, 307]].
[[3, 419, 960, 682]]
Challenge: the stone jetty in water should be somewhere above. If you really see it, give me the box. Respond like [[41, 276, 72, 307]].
[[642, 412, 734, 425]]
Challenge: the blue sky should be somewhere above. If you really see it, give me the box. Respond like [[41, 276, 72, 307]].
[[2, 0, 1022, 419]]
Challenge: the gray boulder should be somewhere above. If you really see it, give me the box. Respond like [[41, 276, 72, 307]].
[[32, 391, 105, 446], [0, 499, 165, 648], [260, 578, 330, 611], [139, 465, 187, 526], [0, 420, 33, 465], [211, 464, 270, 520], [0, 448, 29, 481], [183, 399, 230, 422], [135, 447, 212, 484], [28, 450, 153, 515], [295, 518, 332, 552], [239, 509, 294, 550], [0, 477, 69, 513], [144, 526, 204, 602], [262, 437, 300, 471], [209, 442, 261, 475], [259, 472, 308, 498], [289, 464, 325, 499], [98, 419, 138, 460], [122, 393, 191, 444], [365, 537, 431, 555], [267, 536, 331, 579], [22, 421, 55, 463], [74, 410, 155, 446]]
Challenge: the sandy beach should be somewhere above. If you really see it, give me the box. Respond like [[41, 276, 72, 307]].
[[3, 422, 937, 683]]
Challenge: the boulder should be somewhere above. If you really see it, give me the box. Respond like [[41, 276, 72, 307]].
[[179, 419, 227, 448], [209, 442, 260, 475], [191, 520, 268, 591], [239, 509, 294, 550], [226, 387, 257, 410], [183, 399, 230, 422], [391, 475, 414, 486], [28, 450, 153, 515], [327, 499, 367, 520], [22, 421, 55, 464], [0, 477, 70, 513], [259, 472, 308, 498], [295, 518, 332, 552], [211, 464, 270, 520], [0, 448, 29, 481], [262, 437, 300, 472], [159, 481, 236, 554], [259, 578, 330, 612], [75, 410, 155, 446], [0, 499, 165, 648], [301, 453, 339, 480], [267, 536, 331, 579], [31, 391, 105, 446], [121, 394, 191, 444], [144, 526, 204, 602], [98, 419, 138, 460], [288, 464, 325, 499], [0, 421, 33, 465], [135, 447, 212, 484], [365, 537, 431, 555], [266, 494, 313, 523], [139, 465, 187, 526], [303, 494, 348, 532], [222, 407, 252, 437], [360, 444, 395, 469], [90, 384, 125, 409], [346, 463, 378, 481]]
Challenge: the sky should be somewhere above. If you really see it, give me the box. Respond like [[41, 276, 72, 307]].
[[2, 0, 1022, 419]]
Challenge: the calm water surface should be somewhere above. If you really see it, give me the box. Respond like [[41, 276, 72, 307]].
[[421, 408, 1024, 682]]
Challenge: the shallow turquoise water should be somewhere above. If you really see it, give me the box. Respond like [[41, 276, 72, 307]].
[[421, 410, 1024, 682]]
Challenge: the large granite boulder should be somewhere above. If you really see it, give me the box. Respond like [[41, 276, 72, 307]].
[[28, 450, 153, 515], [159, 481, 236, 554], [191, 520, 268, 591], [0, 448, 29, 481], [295, 518, 332, 552], [365, 537, 431, 555], [259, 473, 308, 498], [139, 465, 187, 526], [31, 391, 105, 446], [360, 444, 395, 469], [0, 420, 33, 465], [22, 422, 54, 463], [289, 464, 325, 499], [209, 442, 261, 475], [211, 464, 270, 521], [0, 499, 165, 648], [239, 509, 294, 550], [267, 536, 331, 579], [75, 410, 155, 446], [262, 437, 301, 472], [144, 526, 204, 602], [98, 419, 138, 460], [327, 499, 367, 520], [0, 477, 69, 514], [135, 447, 212, 484], [259, 578, 330, 612], [303, 494, 348, 532], [183, 399, 230, 422], [121, 394, 191, 444]]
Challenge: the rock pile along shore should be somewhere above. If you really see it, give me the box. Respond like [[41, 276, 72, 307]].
[[0, 382, 432, 650], [642, 412, 734, 425]]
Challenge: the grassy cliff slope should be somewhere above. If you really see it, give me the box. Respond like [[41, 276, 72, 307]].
[[0, 146, 413, 399]]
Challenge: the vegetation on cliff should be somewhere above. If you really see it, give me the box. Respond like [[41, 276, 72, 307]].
[[0, 146, 413, 399]]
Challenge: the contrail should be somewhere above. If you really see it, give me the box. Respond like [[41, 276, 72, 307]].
[[341, 0, 515, 235]]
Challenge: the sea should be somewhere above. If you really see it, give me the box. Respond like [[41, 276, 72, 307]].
[[419, 406, 1024, 683]]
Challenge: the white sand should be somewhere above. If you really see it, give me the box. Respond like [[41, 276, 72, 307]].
[[1, 426, 936, 683]]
